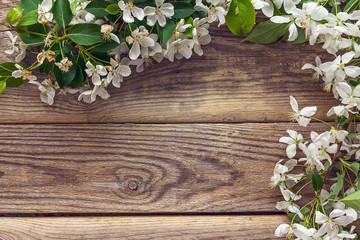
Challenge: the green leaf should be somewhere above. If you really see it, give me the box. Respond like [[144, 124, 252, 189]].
[[352, 162, 360, 174], [20, 0, 41, 14], [85, 0, 110, 17], [53, 0, 73, 27], [92, 40, 120, 52], [62, 55, 77, 87], [5, 77, 25, 88], [17, 9, 38, 26], [15, 25, 30, 36], [69, 23, 104, 46], [105, 4, 120, 15], [0, 63, 25, 88], [172, 2, 195, 18], [6, 8, 24, 25], [20, 23, 47, 46], [63, 41, 75, 52], [54, 54, 77, 88], [345, 0, 359, 13], [328, 172, 344, 205], [68, 61, 85, 88], [157, 20, 176, 44], [0, 81, 6, 95], [183, 17, 194, 37], [341, 190, 360, 211], [270, 0, 283, 16], [243, 20, 287, 44], [331, 5, 341, 14], [39, 58, 54, 74], [0, 62, 18, 77], [312, 173, 323, 191], [53, 66, 63, 88], [225, 0, 255, 35]]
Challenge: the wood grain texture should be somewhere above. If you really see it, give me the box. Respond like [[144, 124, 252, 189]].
[[0, 1, 338, 124], [0, 215, 288, 239], [0, 122, 329, 213]]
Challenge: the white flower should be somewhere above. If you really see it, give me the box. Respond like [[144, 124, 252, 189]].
[[299, 143, 325, 171], [302, 56, 323, 80], [12, 64, 37, 81], [271, 159, 288, 187], [315, 210, 355, 238], [320, 52, 360, 81], [165, 39, 194, 62], [291, 2, 329, 44], [327, 105, 349, 118], [69, 1, 100, 25], [110, 42, 130, 59], [5, 31, 27, 62], [38, 0, 53, 24], [280, 187, 301, 202], [252, 0, 273, 17], [78, 81, 110, 103], [289, 96, 317, 127], [78, 90, 93, 103], [29, 79, 57, 105], [311, 131, 337, 161], [85, 61, 108, 86], [293, 224, 316, 239], [335, 82, 360, 111], [101, 24, 120, 44], [37, 50, 55, 65], [106, 58, 131, 88], [270, 15, 298, 41], [194, 0, 226, 27], [329, 127, 348, 142], [91, 82, 110, 101], [55, 57, 73, 73], [279, 130, 303, 158], [144, 0, 174, 27], [276, 201, 303, 219], [44, 34, 54, 47], [129, 34, 163, 72], [5, 31, 19, 55], [126, 27, 155, 60], [274, 0, 300, 14], [275, 224, 293, 238], [118, 0, 145, 23], [192, 18, 211, 56], [171, 19, 192, 41]]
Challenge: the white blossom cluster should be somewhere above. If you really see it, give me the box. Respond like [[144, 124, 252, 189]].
[[251, 0, 360, 238], [4, 0, 230, 105], [272, 97, 360, 239]]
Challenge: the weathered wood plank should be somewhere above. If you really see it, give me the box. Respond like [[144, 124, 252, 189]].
[[0, 123, 329, 213], [0, 215, 287, 239], [0, 2, 338, 123]]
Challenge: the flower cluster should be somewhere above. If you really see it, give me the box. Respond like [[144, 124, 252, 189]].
[[273, 96, 360, 239], [0, 0, 237, 105], [247, 0, 360, 238]]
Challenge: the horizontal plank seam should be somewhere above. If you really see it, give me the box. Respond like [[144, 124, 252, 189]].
[[0, 212, 286, 218], [0, 121, 337, 126]]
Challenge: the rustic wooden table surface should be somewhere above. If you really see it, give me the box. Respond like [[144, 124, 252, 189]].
[[0, 0, 349, 239]]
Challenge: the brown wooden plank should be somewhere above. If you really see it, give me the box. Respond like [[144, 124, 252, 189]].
[[0, 1, 338, 123], [0, 215, 288, 239], [0, 123, 330, 213]]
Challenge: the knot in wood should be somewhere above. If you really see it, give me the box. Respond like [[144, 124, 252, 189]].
[[128, 181, 138, 191]]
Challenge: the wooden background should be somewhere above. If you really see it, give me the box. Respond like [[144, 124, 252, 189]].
[[0, 0, 349, 239]]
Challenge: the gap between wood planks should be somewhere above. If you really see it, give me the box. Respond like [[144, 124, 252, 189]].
[[0, 212, 285, 218]]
